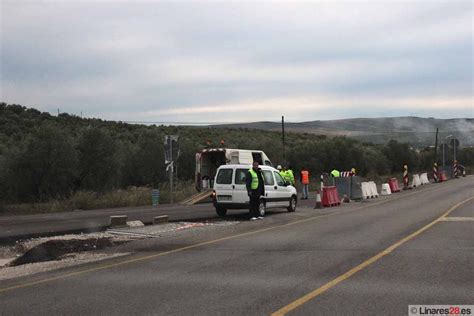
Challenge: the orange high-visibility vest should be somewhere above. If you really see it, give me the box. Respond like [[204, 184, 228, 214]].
[[301, 170, 309, 184]]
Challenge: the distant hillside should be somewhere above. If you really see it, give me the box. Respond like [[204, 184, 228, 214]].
[[214, 117, 474, 147]]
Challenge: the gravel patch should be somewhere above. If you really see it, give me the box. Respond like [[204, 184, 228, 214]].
[[0, 252, 129, 281], [0, 232, 144, 280], [0, 220, 241, 281]]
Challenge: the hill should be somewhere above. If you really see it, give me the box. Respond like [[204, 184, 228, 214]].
[[214, 117, 474, 147], [1, 102, 473, 209]]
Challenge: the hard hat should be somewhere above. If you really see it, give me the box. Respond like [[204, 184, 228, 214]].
[[351, 168, 356, 173], [404, 165, 408, 169], [277, 165, 282, 170]]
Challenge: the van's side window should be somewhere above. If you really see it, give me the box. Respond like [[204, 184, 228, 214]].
[[235, 169, 248, 185], [264, 160, 272, 166], [274, 171, 285, 186], [216, 169, 233, 184], [262, 170, 274, 185]]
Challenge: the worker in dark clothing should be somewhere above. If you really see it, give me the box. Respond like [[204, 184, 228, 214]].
[[246, 161, 265, 220]]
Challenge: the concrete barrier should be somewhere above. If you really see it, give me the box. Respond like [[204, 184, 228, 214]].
[[369, 181, 379, 198], [411, 174, 422, 187], [361, 182, 369, 199], [109, 215, 128, 227], [153, 215, 169, 225], [381, 183, 391, 195], [420, 173, 430, 185], [361, 181, 378, 199]]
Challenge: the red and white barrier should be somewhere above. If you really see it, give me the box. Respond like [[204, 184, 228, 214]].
[[322, 186, 341, 207], [389, 178, 401, 193], [438, 171, 448, 182]]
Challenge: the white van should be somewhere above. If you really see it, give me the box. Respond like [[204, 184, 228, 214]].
[[212, 164, 297, 217], [195, 148, 272, 192]]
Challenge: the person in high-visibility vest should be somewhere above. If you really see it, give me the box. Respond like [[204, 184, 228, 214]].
[[246, 161, 265, 220], [330, 169, 340, 177], [350, 167, 356, 176], [287, 167, 295, 186], [300, 167, 310, 199], [280, 166, 291, 185]]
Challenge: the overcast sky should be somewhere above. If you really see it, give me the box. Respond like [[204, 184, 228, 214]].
[[1, 1, 472, 123]]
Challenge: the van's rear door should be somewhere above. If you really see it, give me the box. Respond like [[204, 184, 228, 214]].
[[214, 167, 234, 204]]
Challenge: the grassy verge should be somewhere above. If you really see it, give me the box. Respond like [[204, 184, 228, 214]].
[[0, 181, 196, 216]]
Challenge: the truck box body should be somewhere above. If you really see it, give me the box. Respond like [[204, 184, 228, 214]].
[[195, 148, 272, 191]]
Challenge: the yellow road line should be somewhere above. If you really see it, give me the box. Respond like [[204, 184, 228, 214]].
[[271, 196, 474, 316], [0, 180, 464, 293]]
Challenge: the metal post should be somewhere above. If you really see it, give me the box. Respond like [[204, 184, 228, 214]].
[[445, 135, 453, 173], [442, 144, 445, 170], [170, 140, 173, 204], [320, 174, 324, 201], [453, 138, 456, 162], [282, 116, 285, 161]]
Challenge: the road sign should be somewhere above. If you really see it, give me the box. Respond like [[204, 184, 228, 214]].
[[449, 138, 460, 148], [164, 135, 179, 164]]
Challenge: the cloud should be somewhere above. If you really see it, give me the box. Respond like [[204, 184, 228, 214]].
[[0, 1, 472, 122]]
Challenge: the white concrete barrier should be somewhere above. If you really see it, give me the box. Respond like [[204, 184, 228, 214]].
[[362, 182, 378, 199], [420, 173, 430, 185], [369, 181, 379, 198], [411, 174, 422, 187], [381, 183, 392, 195], [361, 182, 371, 199]]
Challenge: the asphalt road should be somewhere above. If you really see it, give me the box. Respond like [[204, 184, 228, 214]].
[[0, 202, 220, 244], [1, 176, 472, 315], [0, 193, 317, 244]]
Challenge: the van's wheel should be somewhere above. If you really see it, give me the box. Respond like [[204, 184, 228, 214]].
[[287, 196, 297, 212], [258, 200, 266, 217], [216, 207, 227, 217]]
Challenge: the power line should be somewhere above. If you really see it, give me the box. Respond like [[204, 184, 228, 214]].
[[122, 120, 281, 125]]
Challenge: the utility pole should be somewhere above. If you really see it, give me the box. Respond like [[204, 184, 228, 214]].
[[169, 139, 173, 204], [434, 128, 438, 162], [282, 116, 285, 161], [453, 138, 456, 162], [442, 144, 445, 170]]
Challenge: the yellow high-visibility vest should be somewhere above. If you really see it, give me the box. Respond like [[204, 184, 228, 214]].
[[248, 169, 259, 190]]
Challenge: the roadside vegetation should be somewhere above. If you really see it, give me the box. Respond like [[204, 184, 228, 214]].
[[1, 103, 472, 215]]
